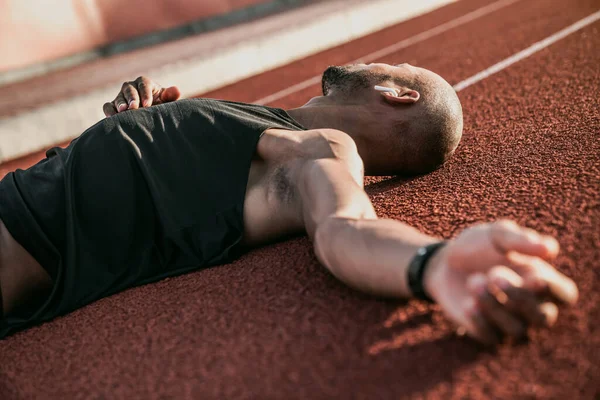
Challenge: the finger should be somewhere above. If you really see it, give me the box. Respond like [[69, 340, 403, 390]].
[[468, 273, 526, 339], [463, 297, 502, 346], [489, 268, 560, 328], [135, 76, 154, 107], [160, 86, 181, 103], [490, 220, 559, 260], [121, 82, 140, 110], [538, 302, 559, 327], [507, 252, 579, 305], [113, 93, 128, 113], [103, 102, 117, 117]]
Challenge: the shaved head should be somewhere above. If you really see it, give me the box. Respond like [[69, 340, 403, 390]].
[[387, 69, 463, 175], [321, 64, 463, 176]]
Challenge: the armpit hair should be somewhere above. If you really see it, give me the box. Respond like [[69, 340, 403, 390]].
[[269, 166, 296, 205]]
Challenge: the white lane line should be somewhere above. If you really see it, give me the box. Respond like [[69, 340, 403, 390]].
[[253, 0, 522, 105], [454, 10, 600, 92]]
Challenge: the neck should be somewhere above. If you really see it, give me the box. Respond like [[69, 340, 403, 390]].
[[286, 96, 377, 167], [285, 96, 364, 132]]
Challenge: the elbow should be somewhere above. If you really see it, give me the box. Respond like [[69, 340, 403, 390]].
[[313, 217, 339, 270], [313, 216, 359, 273], [312, 212, 376, 270]]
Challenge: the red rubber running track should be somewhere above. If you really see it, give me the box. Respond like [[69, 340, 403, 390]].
[[1, 0, 599, 398]]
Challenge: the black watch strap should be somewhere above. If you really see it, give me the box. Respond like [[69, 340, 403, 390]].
[[407, 241, 446, 303]]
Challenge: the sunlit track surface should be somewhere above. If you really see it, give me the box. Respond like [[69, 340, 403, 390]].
[[1, 0, 599, 398]]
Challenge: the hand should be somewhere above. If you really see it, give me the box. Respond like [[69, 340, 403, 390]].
[[103, 76, 181, 117], [424, 220, 579, 345]]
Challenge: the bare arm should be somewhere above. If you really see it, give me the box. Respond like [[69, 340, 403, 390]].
[[297, 137, 578, 345], [299, 156, 437, 298]]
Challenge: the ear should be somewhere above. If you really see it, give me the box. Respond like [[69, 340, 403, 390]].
[[381, 88, 420, 105]]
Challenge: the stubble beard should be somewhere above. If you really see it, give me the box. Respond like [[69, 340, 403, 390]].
[[321, 65, 382, 96]]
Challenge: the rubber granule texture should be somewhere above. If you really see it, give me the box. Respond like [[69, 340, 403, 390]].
[[0, 0, 598, 398]]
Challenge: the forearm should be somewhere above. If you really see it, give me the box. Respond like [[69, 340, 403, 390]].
[[298, 156, 442, 299], [314, 217, 440, 298]]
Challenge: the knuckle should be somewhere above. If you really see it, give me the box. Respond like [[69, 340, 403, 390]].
[[489, 267, 523, 289], [138, 76, 153, 88], [523, 258, 549, 280]]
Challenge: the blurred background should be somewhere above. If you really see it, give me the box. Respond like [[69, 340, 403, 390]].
[[0, 0, 442, 165], [0, 0, 310, 84]]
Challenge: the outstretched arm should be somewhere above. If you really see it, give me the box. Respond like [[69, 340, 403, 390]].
[[299, 156, 437, 298], [297, 147, 578, 345], [299, 155, 442, 298]]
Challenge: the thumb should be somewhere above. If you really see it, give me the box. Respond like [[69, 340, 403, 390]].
[[160, 86, 181, 103], [490, 220, 559, 260]]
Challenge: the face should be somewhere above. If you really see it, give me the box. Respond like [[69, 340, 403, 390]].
[[321, 63, 421, 96]]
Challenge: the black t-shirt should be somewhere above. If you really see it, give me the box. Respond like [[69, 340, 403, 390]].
[[0, 98, 306, 338]]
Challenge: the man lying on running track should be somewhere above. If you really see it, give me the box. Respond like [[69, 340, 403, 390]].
[[0, 63, 578, 344]]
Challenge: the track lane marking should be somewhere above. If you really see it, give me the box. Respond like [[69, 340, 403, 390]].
[[253, 0, 522, 105], [453, 10, 600, 92]]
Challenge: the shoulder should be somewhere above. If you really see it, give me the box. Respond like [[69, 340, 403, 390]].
[[316, 129, 359, 159], [315, 129, 363, 186], [294, 128, 365, 188], [258, 128, 360, 162], [257, 128, 364, 194], [316, 129, 361, 166]]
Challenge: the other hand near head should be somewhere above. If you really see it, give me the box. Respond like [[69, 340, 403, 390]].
[[424, 220, 579, 346], [103, 76, 181, 117]]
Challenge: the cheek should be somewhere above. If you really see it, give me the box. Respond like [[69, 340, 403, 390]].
[[322, 66, 348, 82]]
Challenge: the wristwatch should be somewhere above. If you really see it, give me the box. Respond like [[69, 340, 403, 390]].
[[407, 241, 446, 303]]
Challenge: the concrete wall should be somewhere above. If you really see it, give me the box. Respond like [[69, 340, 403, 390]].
[[0, 0, 268, 72]]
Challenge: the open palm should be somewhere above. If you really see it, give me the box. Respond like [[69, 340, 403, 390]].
[[425, 221, 578, 345]]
